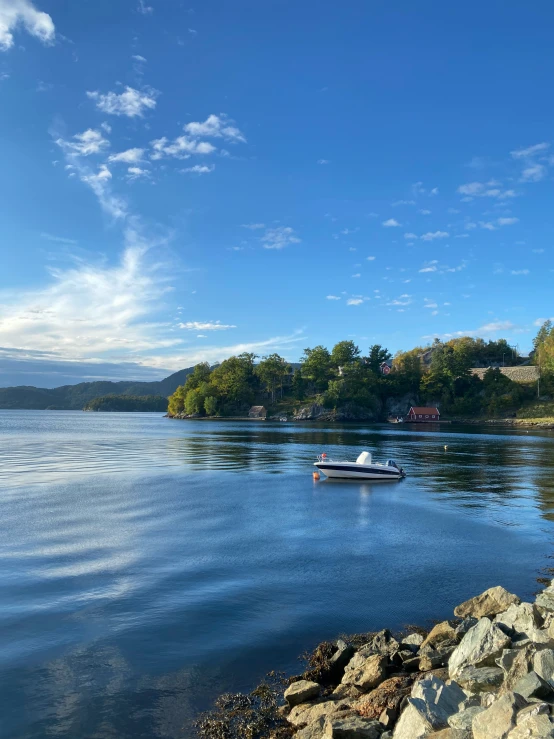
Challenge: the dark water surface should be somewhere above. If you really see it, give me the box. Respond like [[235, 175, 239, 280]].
[[1, 411, 554, 738]]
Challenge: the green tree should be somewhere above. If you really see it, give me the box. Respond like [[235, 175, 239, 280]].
[[167, 385, 186, 416], [255, 354, 290, 402], [291, 370, 306, 400], [301, 345, 332, 391], [330, 340, 360, 369], [367, 344, 392, 374], [184, 362, 212, 391], [210, 355, 256, 407], [204, 395, 218, 416]]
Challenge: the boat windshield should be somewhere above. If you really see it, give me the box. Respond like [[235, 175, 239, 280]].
[[386, 459, 398, 468]]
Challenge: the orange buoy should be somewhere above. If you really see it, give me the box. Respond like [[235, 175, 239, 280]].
[[313, 471, 320, 481]]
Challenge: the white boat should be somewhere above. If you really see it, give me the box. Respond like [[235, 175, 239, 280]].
[[314, 451, 405, 480]]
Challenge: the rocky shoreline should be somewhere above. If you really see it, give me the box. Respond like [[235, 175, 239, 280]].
[[198, 581, 554, 738]]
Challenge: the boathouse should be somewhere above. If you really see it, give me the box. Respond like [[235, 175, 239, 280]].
[[407, 406, 440, 422]]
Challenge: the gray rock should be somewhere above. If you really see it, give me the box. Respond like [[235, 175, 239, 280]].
[[379, 706, 397, 729], [402, 656, 422, 672], [428, 731, 471, 739], [284, 679, 321, 707], [381, 733, 393, 739], [449, 618, 512, 680], [498, 645, 535, 693], [472, 692, 528, 739], [533, 648, 554, 685], [506, 710, 554, 738], [331, 640, 356, 673], [419, 650, 446, 671], [412, 676, 466, 716], [448, 705, 485, 730], [392, 677, 465, 738], [362, 630, 400, 657], [494, 603, 543, 640], [456, 665, 504, 692], [535, 582, 554, 614], [455, 618, 479, 638], [341, 654, 388, 691], [455, 587, 521, 620], [513, 670, 554, 701], [296, 717, 326, 739], [401, 633, 425, 651], [324, 715, 384, 738]]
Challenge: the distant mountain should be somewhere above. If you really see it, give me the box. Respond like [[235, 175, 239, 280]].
[[83, 395, 169, 413], [0, 368, 194, 410]]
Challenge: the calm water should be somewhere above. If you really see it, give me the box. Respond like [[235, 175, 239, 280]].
[[1, 411, 554, 738]]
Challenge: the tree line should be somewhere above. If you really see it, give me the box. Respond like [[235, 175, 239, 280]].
[[167, 333, 540, 419]]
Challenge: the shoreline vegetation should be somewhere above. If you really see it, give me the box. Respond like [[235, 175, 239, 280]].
[[197, 580, 554, 739], [167, 326, 554, 425]]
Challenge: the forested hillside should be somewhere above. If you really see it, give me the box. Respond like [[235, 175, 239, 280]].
[[168, 333, 543, 421], [0, 367, 194, 410]]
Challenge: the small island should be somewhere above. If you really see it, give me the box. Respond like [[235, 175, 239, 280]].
[[83, 394, 168, 413]]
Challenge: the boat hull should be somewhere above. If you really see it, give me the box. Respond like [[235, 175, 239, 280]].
[[314, 463, 402, 480]]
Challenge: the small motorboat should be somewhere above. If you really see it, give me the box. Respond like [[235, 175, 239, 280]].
[[314, 451, 405, 480]]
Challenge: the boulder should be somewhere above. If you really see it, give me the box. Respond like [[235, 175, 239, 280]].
[[341, 654, 388, 692], [285, 679, 321, 707], [392, 649, 418, 667], [535, 582, 554, 614], [401, 633, 425, 652], [324, 715, 384, 738], [533, 648, 554, 684], [455, 666, 504, 692], [454, 587, 520, 620], [330, 640, 356, 674], [448, 705, 485, 731], [288, 700, 353, 727], [455, 618, 479, 638], [297, 718, 327, 739], [497, 646, 535, 693], [411, 676, 466, 717], [421, 622, 460, 650], [513, 670, 554, 701], [362, 630, 400, 657], [449, 618, 511, 680], [392, 676, 465, 738], [419, 650, 445, 671], [494, 603, 543, 640], [472, 692, 527, 739], [506, 709, 554, 738], [355, 675, 414, 720]]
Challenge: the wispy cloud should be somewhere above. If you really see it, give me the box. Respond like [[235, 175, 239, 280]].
[[178, 321, 236, 331], [382, 218, 401, 227], [520, 164, 546, 182], [511, 143, 550, 159], [457, 182, 516, 199], [404, 232, 418, 240], [40, 232, 77, 245], [326, 295, 341, 300], [0, 0, 55, 51], [108, 148, 145, 164], [347, 298, 364, 305], [137, 0, 153, 14], [420, 231, 449, 241], [317, 159, 329, 165], [510, 269, 530, 275], [241, 223, 265, 230], [87, 86, 159, 118], [184, 114, 245, 143], [56, 128, 109, 157], [260, 226, 301, 250], [182, 164, 215, 174]]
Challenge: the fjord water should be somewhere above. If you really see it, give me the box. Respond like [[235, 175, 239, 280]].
[[1, 412, 554, 738]]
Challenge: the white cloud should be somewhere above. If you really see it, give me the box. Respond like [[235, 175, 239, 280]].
[[56, 128, 109, 157], [351, 273, 361, 278], [497, 217, 519, 226], [0, 0, 55, 51], [424, 302, 438, 308], [430, 187, 439, 195], [382, 218, 401, 227], [0, 230, 179, 363], [347, 298, 364, 305], [40, 232, 77, 245], [150, 135, 215, 160], [132, 54, 147, 62], [480, 222, 497, 231], [127, 166, 149, 181], [108, 148, 145, 164], [178, 321, 236, 331], [326, 295, 341, 300], [87, 86, 159, 118], [387, 298, 411, 306], [184, 114, 245, 143], [420, 231, 449, 241], [511, 142, 550, 159], [260, 226, 300, 250], [404, 232, 418, 240], [419, 209, 431, 215], [182, 164, 215, 174], [520, 164, 546, 182], [419, 266, 437, 273], [366, 256, 376, 261], [510, 269, 530, 275], [137, 0, 153, 13], [457, 182, 516, 199]]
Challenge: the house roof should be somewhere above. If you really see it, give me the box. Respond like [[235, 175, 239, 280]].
[[409, 406, 440, 415]]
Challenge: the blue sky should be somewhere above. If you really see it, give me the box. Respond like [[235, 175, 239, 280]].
[[1, 0, 554, 387]]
